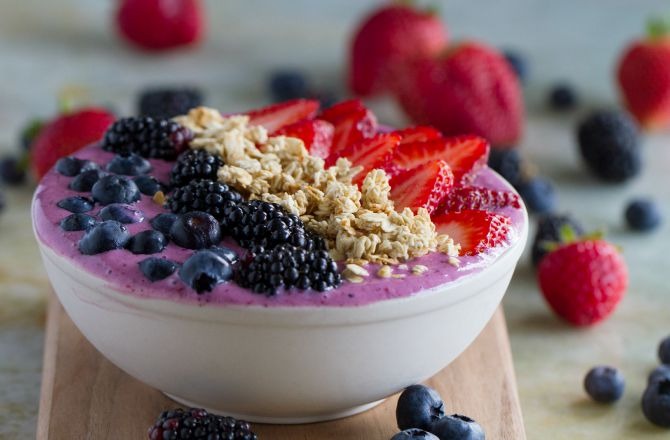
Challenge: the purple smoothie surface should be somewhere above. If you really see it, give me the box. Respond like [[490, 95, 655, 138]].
[[33, 142, 525, 308]]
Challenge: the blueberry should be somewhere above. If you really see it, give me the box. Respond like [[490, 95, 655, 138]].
[[150, 213, 178, 235], [487, 148, 522, 187], [268, 70, 309, 102], [57, 196, 94, 213], [169, 211, 221, 249], [431, 414, 485, 440], [517, 177, 556, 214], [134, 175, 165, 196], [78, 220, 130, 255], [179, 250, 233, 293], [503, 49, 528, 84], [55, 157, 98, 177], [312, 89, 339, 108], [548, 83, 578, 111], [138, 257, 178, 282], [396, 385, 445, 431], [69, 169, 105, 192], [642, 378, 670, 427], [106, 153, 152, 176], [0, 156, 26, 185], [91, 175, 141, 205], [59, 213, 97, 231], [208, 246, 239, 264], [625, 199, 662, 232], [125, 230, 168, 255], [659, 336, 670, 364], [390, 429, 439, 440], [583, 365, 625, 403], [99, 204, 144, 224], [649, 365, 670, 385]]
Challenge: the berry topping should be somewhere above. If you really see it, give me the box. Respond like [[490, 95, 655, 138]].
[[393, 126, 443, 145], [391, 429, 439, 440], [268, 70, 309, 102], [660, 336, 670, 364], [138, 87, 204, 120], [57, 196, 94, 213], [208, 246, 239, 264], [78, 220, 130, 255], [236, 244, 340, 294], [170, 149, 223, 188], [548, 83, 578, 111], [99, 204, 144, 224], [147, 408, 257, 440], [179, 250, 234, 293], [125, 230, 168, 255], [275, 119, 335, 159], [389, 160, 454, 214], [150, 213, 178, 235], [438, 186, 521, 213], [531, 214, 585, 267], [650, 365, 670, 385], [584, 366, 625, 403], [337, 133, 401, 185], [245, 99, 319, 133], [0, 156, 27, 185], [105, 153, 152, 176], [642, 378, 670, 427], [167, 179, 242, 220], [396, 385, 445, 431], [169, 211, 221, 250], [139, 257, 178, 282], [320, 99, 378, 159], [59, 214, 97, 232], [625, 198, 662, 231], [488, 148, 523, 187], [516, 176, 556, 214], [91, 175, 141, 205], [55, 157, 98, 177], [134, 175, 166, 196], [431, 414, 486, 440], [102, 116, 193, 160], [577, 110, 641, 183], [222, 200, 326, 252], [69, 169, 106, 192], [432, 210, 512, 256]]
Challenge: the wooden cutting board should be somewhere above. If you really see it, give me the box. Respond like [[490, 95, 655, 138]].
[[37, 296, 526, 439]]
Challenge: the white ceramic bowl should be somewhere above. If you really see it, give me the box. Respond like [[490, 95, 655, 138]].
[[34, 197, 527, 424]]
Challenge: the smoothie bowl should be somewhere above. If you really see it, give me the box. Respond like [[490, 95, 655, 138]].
[[32, 99, 528, 423]]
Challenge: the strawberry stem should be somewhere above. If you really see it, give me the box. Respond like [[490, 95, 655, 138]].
[[647, 16, 670, 40]]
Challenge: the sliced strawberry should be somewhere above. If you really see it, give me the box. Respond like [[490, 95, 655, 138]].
[[336, 133, 400, 185], [275, 119, 334, 159], [320, 99, 378, 159], [393, 125, 443, 145], [432, 210, 511, 256], [389, 159, 454, 214], [245, 99, 319, 133], [392, 135, 489, 184], [438, 186, 521, 213]]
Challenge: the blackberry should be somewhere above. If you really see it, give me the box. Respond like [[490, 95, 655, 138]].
[[148, 407, 257, 440], [138, 87, 204, 120], [268, 70, 309, 102], [168, 179, 242, 220], [487, 148, 523, 187], [170, 149, 223, 188], [101, 116, 192, 160], [222, 200, 326, 252], [531, 213, 585, 267], [236, 244, 340, 294]]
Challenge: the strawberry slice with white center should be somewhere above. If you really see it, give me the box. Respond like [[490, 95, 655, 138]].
[[336, 133, 400, 185], [320, 99, 378, 159], [393, 125, 443, 145], [245, 99, 320, 133], [275, 119, 334, 159], [392, 135, 490, 184], [389, 159, 454, 214], [432, 210, 512, 256]]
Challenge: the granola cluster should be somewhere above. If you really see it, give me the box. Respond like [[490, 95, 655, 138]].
[[174, 107, 460, 266]]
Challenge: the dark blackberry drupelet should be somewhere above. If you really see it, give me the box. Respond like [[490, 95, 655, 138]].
[[138, 87, 204, 120], [222, 200, 326, 252], [167, 179, 242, 220], [170, 149, 223, 188], [531, 213, 585, 267], [148, 407, 257, 440], [101, 116, 193, 160], [236, 244, 341, 294]]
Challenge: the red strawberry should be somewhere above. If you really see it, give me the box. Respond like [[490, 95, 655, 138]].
[[320, 99, 378, 159], [31, 108, 116, 179], [393, 126, 443, 145], [389, 160, 453, 214], [617, 21, 670, 129], [538, 239, 628, 326], [391, 135, 489, 184], [275, 119, 334, 159], [392, 41, 523, 147], [337, 133, 400, 185], [432, 210, 511, 256], [116, 0, 204, 51], [349, 4, 448, 96], [246, 99, 320, 133], [438, 186, 521, 213]]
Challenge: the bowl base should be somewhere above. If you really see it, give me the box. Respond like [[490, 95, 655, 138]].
[[163, 392, 386, 424]]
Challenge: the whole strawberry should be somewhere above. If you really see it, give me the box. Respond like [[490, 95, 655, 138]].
[[538, 238, 628, 327], [349, 4, 447, 97], [392, 41, 524, 148], [617, 19, 670, 129], [116, 0, 204, 51], [31, 108, 115, 179]]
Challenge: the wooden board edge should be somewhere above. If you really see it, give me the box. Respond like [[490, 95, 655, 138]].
[[36, 295, 60, 439]]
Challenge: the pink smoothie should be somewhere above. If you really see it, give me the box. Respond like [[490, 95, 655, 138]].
[[33, 143, 525, 308]]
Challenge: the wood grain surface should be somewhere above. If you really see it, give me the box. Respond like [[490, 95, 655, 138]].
[[37, 297, 525, 439]]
